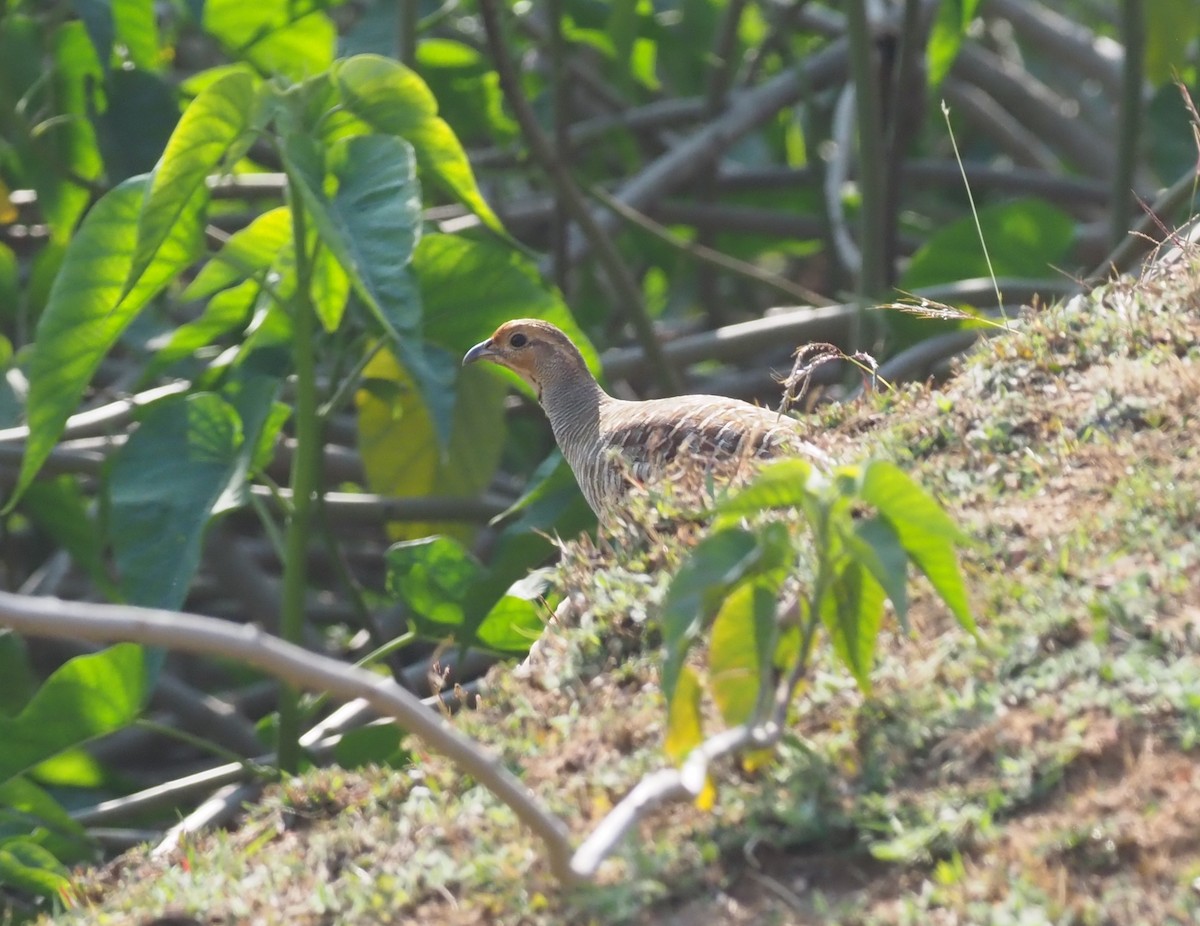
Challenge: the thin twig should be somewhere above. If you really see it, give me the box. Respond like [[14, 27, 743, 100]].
[[590, 187, 834, 307]]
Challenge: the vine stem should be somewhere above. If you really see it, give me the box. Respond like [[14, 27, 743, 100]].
[[277, 195, 323, 773]]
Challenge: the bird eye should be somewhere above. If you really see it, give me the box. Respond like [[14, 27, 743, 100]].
[[509, 332, 528, 348]]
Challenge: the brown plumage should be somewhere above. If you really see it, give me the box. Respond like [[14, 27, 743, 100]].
[[463, 319, 824, 519]]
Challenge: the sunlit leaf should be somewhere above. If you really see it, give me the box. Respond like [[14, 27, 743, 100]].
[[385, 535, 480, 638], [927, 0, 980, 87], [709, 580, 777, 728], [334, 54, 504, 235], [9, 177, 170, 509], [182, 207, 292, 302], [203, 0, 335, 79], [661, 527, 761, 704], [715, 458, 816, 516], [357, 346, 502, 535], [859, 460, 975, 633], [819, 560, 885, 693], [899, 198, 1074, 292], [0, 645, 148, 783], [124, 68, 258, 301], [0, 839, 70, 899], [663, 665, 716, 810]]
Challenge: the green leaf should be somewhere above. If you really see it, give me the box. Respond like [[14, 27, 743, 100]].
[[844, 515, 910, 630], [334, 54, 505, 235], [281, 133, 421, 338], [8, 177, 173, 510], [153, 280, 258, 371], [22, 476, 116, 599], [927, 0, 980, 88], [413, 233, 600, 372], [859, 461, 975, 633], [661, 527, 762, 704], [327, 134, 423, 333], [112, 0, 159, 70], [819, 559, 885, 693], [716, 458, 817, 516], [0, 644, 148, 783], [0, 776, 90, 865], [0, 838, 70, 898], [70, 0, 114, 65], [1145, 0, 1200, 87], [182, 207, 292, 302], [385, 536, 481, 638], [124, 68, 259, 301], [203, 0, 335, 80], [41, 22, 105, 239], [333, 725, 409, 770], [898, 198, 1075, 291], [0, 634, 36, 716], [107, 393, 244, 608], [357, 346, 502, 536], [473, 572, 552, 655], [708, 579, 777, 728]]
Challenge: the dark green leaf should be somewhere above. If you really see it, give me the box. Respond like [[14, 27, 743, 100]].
[[22, 477, 116, 599], [845, 515, 910, 630], [326, 134, 423, 333], [0, 634, 36, 716], [107, 393, 244, 608], [0, 776, 90, 865]]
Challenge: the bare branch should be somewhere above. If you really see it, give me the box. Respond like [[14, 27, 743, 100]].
[[0, 591, 579, 883]]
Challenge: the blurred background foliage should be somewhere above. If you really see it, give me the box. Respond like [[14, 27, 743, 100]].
[[0, 0, 1197, 914]]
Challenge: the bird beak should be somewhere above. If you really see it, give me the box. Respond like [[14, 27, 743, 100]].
[[462, 338, 496, 366]]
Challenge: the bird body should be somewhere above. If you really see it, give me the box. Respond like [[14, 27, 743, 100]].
[[463, 319, 820, 518]]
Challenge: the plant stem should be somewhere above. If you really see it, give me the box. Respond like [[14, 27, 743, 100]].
[[845, 0, 887, 349], [1112, 0, 1144, 251], [277, 196, 323, 774]]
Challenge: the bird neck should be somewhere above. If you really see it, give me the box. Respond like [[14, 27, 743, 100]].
[[539, 366, 607, 459]]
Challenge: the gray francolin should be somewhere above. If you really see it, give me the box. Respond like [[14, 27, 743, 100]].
[[463, 319, 826, 520]]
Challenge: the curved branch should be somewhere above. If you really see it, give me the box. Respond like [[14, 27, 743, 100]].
[[0, 591, 578, 883]]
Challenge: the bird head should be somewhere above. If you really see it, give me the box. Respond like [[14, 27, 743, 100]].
[[462, 319, 589, 400]]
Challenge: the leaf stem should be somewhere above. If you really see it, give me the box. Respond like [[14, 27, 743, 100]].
[[277, 195, 323, 773]]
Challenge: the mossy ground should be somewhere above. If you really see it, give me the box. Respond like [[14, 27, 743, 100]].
[[43, 246, 1200, 925]]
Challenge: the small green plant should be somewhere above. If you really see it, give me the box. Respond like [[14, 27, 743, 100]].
[[658, 458, 976, 800]]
